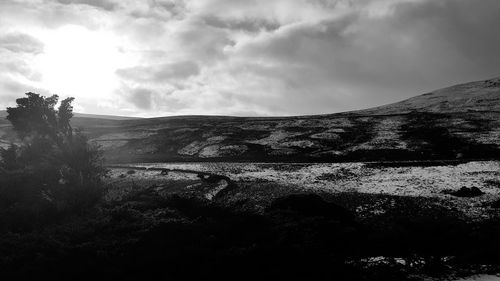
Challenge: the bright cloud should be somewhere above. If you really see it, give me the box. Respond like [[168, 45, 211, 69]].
[[0, 0, 499, 116]]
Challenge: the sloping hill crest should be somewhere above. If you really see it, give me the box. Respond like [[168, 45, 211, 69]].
[[1, 77, 500, 162]]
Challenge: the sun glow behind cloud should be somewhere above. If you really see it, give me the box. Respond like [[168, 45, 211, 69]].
[[0, 0, 499, 117], [34, 25, 136, 101]]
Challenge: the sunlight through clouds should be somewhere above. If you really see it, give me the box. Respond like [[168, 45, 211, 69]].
[[0, 0, 499, 117], [34, 25, 137, 99]]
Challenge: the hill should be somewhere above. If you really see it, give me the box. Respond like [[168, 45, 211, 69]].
[[1, 77, 500, 162], [360, 77, 500, 114]]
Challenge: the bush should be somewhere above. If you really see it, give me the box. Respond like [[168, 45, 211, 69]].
[[0, 93, 106, 231]]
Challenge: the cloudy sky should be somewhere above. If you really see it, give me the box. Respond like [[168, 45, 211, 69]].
[[0, 0, 499, 117]]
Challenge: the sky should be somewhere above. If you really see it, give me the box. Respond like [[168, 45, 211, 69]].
[[0, 0, 499, 117]]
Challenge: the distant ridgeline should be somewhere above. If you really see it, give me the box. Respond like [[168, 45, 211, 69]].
[[1, 77, 500, 163]]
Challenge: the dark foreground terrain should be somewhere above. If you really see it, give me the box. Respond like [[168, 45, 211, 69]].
[[1, 78, 500, 280], [2, 164, 500, 281]]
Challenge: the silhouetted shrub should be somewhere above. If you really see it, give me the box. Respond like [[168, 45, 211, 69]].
[[0, 93, 106, 231]]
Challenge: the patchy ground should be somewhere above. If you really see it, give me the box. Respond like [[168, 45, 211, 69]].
[[109, 161, 500, 220], [84, 111, 500, 163], [98, 161, 500, 280], [2, 78, 500, 163]]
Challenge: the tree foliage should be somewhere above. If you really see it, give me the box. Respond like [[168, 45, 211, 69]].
[[6, 92, 75, 141], [0, 93, 106, 230]]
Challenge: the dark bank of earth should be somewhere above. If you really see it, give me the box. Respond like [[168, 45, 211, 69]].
[[1, 187, 500, 281], [444, 186, 485, 197]]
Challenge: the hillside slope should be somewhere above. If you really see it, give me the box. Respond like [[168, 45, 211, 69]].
[[361, 77, 500, 114], [1, 77, 499, 162]]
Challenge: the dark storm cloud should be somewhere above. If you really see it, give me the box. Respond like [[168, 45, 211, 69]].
[[0, 33, 44, 54]]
